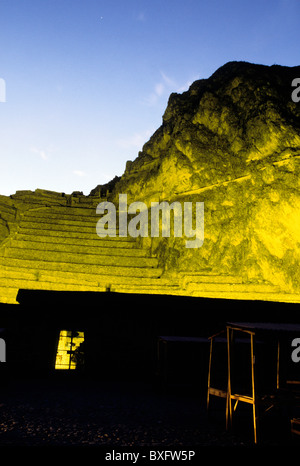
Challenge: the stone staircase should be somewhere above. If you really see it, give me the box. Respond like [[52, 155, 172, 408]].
[[1, 199, 299, 305], [0, 205, 180, 304]]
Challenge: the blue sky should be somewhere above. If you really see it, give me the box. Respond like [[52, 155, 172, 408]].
[[0, 0, 299, 196]]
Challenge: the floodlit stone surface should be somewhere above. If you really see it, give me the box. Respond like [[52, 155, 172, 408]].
[[0, 190, 171, 304], [1, 61, 300, 303], [111, 61, 300, 297]]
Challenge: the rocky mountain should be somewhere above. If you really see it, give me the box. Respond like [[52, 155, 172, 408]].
[[109, 61, 300, 294], [112, 61, 300, 201], [1, 60, 300, 304]]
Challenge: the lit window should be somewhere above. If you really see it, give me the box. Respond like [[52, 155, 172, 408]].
[[55, 330, 84, 370]]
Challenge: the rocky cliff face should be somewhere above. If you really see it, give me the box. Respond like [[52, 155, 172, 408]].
[[110, 61, 300, 293]]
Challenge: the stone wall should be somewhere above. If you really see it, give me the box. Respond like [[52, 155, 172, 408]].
[[110, 62, 300, 294], [134, 154, 300, 294]]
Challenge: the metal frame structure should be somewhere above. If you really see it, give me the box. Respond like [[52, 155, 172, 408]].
[[207, 331, 229, 425], [226, 324, 258, 443], [207, 322, 300, 444]]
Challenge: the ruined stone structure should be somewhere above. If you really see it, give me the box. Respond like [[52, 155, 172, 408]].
[[0, 189, 178, 304], [1, 61, 300, 304], [111, 61, 300, 302]]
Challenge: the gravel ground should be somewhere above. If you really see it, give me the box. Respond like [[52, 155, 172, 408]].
[[0, 377, 254, 449]]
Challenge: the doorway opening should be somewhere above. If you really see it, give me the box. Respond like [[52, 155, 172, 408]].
[[55, 330, 85, 370]]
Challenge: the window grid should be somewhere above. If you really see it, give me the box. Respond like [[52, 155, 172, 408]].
[[55, 330, 84, 370]]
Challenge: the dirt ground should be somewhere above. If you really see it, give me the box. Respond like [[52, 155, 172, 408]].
[[0, 375, 296, 453]]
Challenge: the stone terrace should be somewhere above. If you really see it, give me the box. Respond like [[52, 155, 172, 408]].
[[0, 190, 181, 304], [0, 189, 299, 304]]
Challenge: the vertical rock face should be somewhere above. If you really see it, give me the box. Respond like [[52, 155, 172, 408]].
[[1, 61, 300, 303], [111, 61, 300, 293]]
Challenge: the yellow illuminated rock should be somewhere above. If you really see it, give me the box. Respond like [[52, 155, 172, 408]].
[[1, 61, 300, 304], [111, 61, 300, 300]]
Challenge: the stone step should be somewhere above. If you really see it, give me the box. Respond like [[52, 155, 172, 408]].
[[15, 233, 138, 248], [23, 208, 97, 220], [18, 222, 123, 239], [0, 278, 180, 304], [19, 219, 103, 234], [182, 273, 244, 285], [0, 266, 173, 287], [23, 210, 136, 224], [21, 214, 99, 228], [181, 274, 293, 300], [185, 282, 280, 293], [0, 256, 168, 303], [1, 284, 299, 305], [19, 217, 134, 236], [0, 202, 167, 305], [186, 289, 300, 303], [0, 205, 16, 221], [5, 247, 158, 268], [17, 227, 135, 242], [12, 231, 138, 249], [0, 257, 163, 278], [109, 284, 182, 295], [24, 205, 96, 217], [0, 277, 106, 293], [9, 239, 148, 257], [0, 286, 19, 304], [10, 195, 67, 206]]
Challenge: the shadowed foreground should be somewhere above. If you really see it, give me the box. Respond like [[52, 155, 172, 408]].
[[0, 378, 249, 447], [0, 377, 297, 449], [1, 292, 300, 451]]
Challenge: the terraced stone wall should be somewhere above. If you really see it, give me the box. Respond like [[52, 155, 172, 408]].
[[110, 62, 300, 296], [0, 196, 18, 243], [133, 153, 300, 295]]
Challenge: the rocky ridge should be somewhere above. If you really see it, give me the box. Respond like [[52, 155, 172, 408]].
[[1, 61, 300, 302], [110, 61, 300, 295]]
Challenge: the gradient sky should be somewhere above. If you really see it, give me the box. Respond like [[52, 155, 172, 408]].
[[0, 0, 299, 196]]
